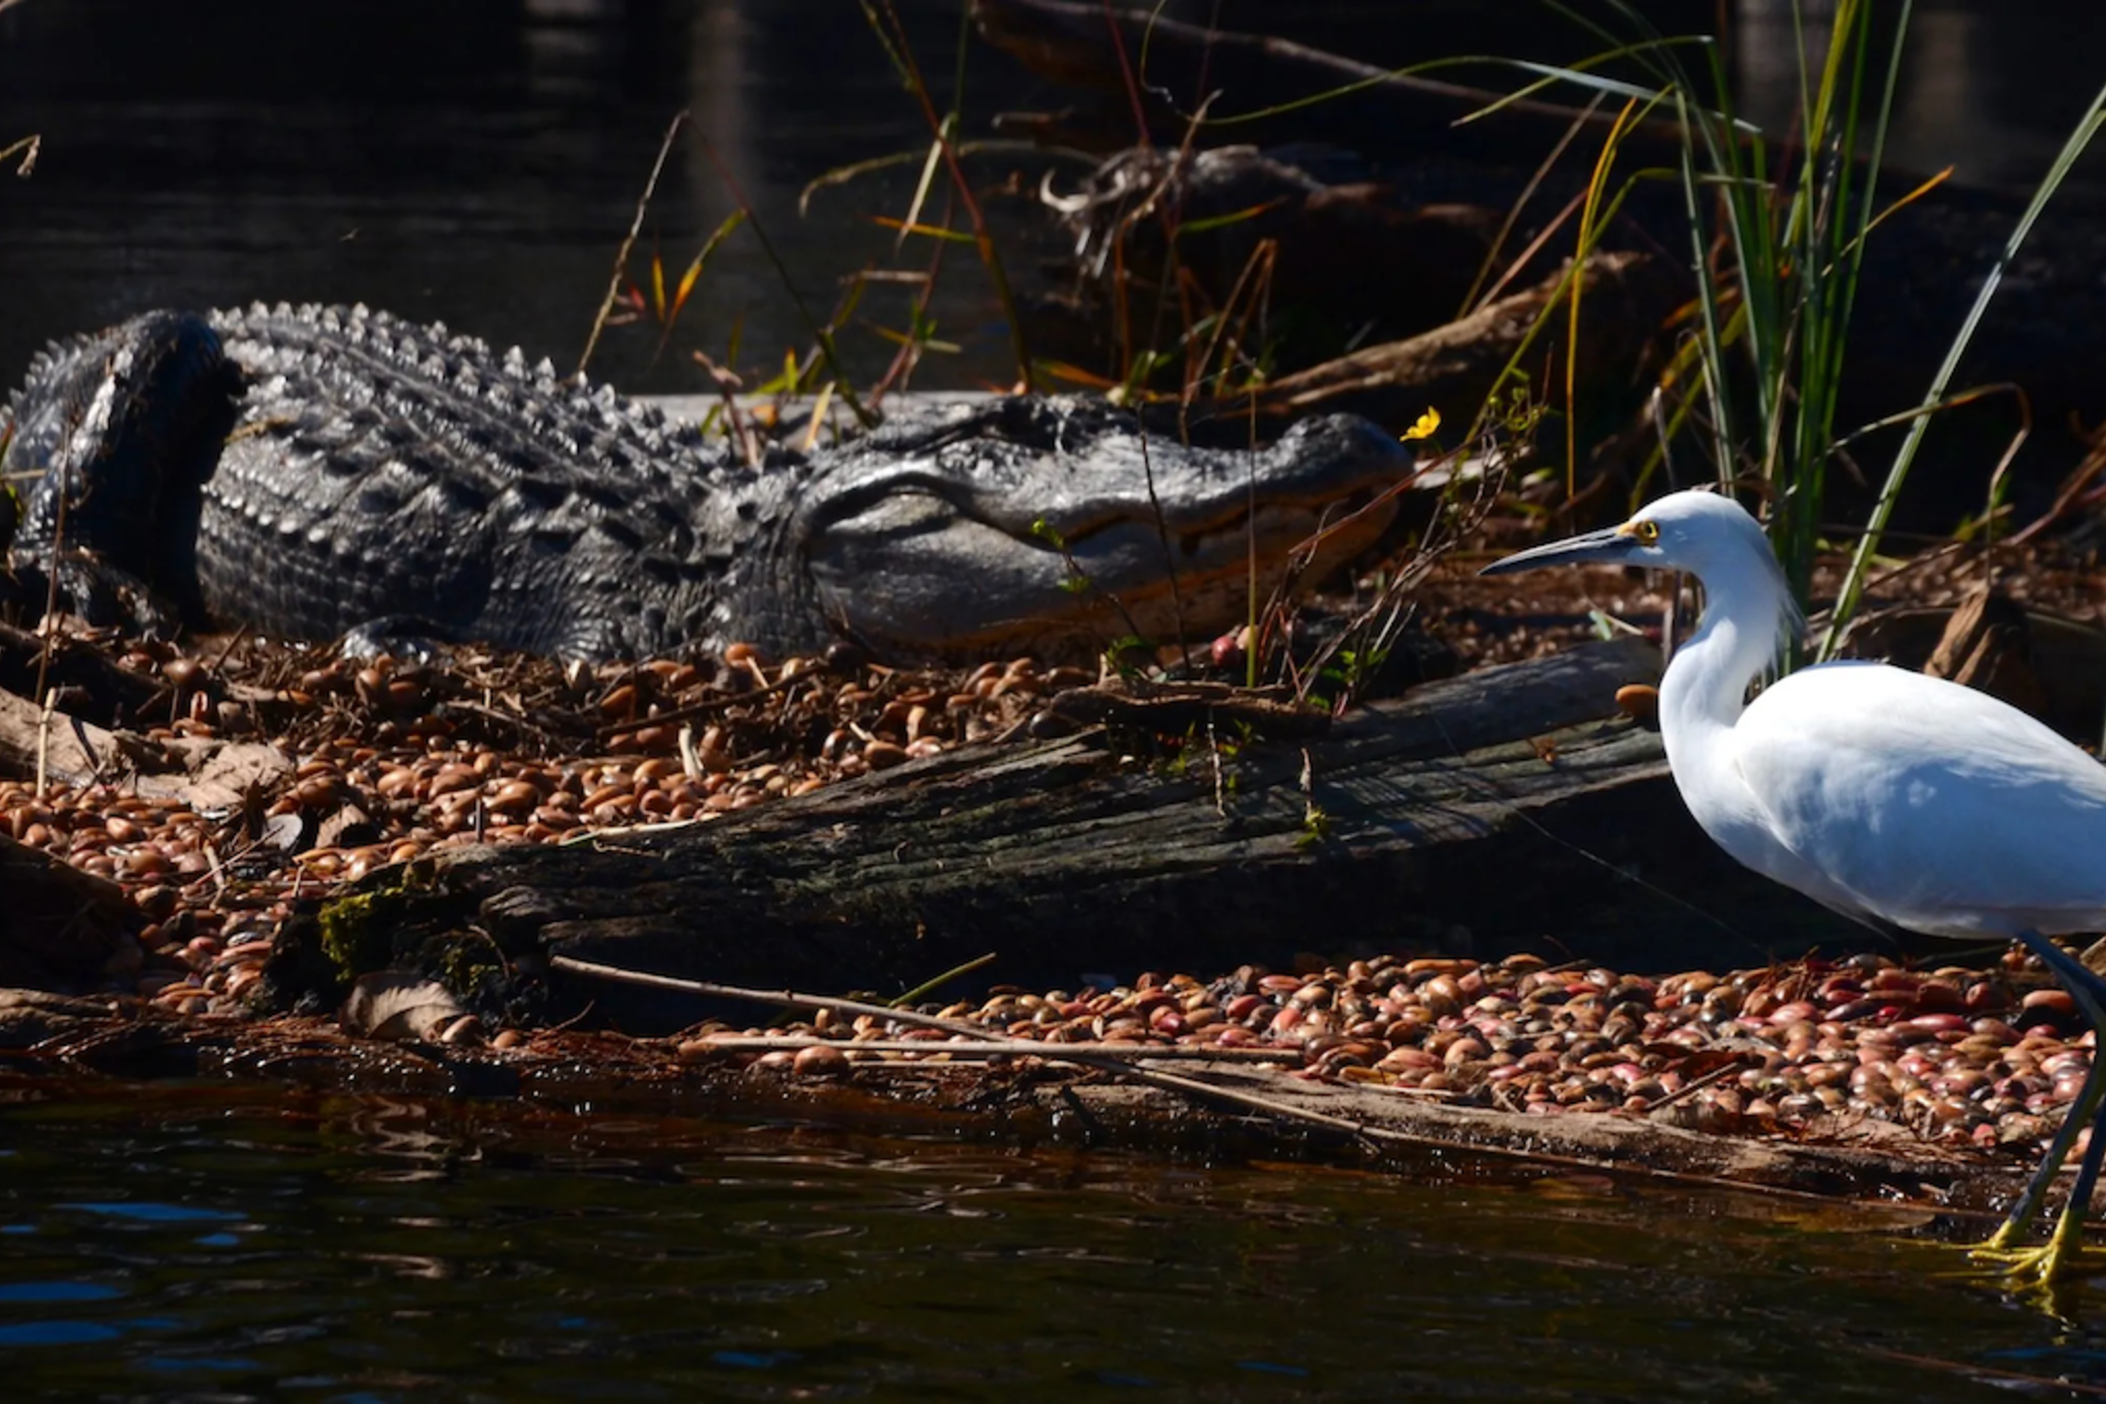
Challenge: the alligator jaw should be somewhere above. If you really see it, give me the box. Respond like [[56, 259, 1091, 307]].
[[802, 412, 1409, 659]]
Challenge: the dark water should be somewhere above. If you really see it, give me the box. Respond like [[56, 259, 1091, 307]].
[[0, 0, 1059, 395], [8, 4, 2106, 1395], [1, 0, 2100, 400], [3, 1080, 2105, 1401]]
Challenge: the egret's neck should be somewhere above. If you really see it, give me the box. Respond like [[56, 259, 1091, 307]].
[[1657, 556, 1792, 748]]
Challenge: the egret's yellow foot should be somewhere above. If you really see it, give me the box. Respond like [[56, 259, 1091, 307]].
[[1968, 1211, 2092, 1284]]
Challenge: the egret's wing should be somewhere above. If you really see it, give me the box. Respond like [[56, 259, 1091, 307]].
[[1730, 661, 2106, 935]]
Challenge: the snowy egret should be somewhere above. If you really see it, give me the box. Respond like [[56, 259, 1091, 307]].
[[1483, 488, 2106, 1282]]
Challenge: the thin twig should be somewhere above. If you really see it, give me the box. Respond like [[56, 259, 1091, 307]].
[[687, 1034, 1293, 1064], [697, 138, 877, 429], [580, 110, 687, 377], [34, 687, 53, 797], [546, 955, 1861, 1202], [552, 956, 989, 1036], [889, 950, 998, 1007], [1638, 1056, 1753, 1114]]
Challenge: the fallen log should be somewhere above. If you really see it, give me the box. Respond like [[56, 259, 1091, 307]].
[[971, 0, 1692, 165], [0, 832, 139, 990], [1250, 250, 1686, 432], [273, 636, 1867, 1030]]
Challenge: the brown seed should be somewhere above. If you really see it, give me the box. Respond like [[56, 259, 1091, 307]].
[[863, 740, 908, 770], [2023, 988, 2077, 1019], [122, 849, 171, 878], [491, 781, 539, 812], [793, 1043, 851, 1077], [1614, 684, 1659, 724], [294, 776, 344, 809], [439, 1015, 485, 1045], [430, 764, 480, 797]]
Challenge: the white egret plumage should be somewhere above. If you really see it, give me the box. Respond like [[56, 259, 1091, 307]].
[[1484, 488, 2106, 1282]]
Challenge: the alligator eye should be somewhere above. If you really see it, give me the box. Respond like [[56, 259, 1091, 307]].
[[1630, 518, 1660, 545]]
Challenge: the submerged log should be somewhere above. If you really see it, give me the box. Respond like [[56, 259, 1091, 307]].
[[279, 637, 1867, 1030]]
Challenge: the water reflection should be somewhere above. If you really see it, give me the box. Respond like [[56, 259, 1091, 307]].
[[3, 1081, 2106, 1398]]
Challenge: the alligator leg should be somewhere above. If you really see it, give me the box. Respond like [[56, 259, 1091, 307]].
[[3, 310, 239, 637]]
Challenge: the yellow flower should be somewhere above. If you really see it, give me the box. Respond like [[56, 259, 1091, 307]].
[[1402, 407, 1440, 441]]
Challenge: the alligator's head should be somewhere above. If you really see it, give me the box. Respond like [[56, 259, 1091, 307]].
[[753, 398, 1409, 661]]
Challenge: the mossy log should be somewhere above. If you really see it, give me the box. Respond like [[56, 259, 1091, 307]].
[[287, 638, 1866, 1031]]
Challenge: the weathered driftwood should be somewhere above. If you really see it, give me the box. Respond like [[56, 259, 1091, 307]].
[[0, 833, 138, 990], [289, 637, 1866, 1029], [1251, 251, 1686, 431]]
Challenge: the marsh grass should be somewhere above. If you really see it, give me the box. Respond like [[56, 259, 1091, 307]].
[[1522, 2, 2106, 654]]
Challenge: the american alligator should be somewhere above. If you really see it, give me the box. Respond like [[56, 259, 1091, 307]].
[[0, 303, 1410, 662]]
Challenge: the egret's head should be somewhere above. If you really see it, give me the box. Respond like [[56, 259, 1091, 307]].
[[1480, 488, 1775, 581]]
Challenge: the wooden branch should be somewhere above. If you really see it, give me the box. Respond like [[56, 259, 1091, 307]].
[[1251, 250, 1687, 431]]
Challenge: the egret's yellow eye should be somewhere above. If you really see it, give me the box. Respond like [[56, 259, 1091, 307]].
[[1629, 518, 1660, 545]]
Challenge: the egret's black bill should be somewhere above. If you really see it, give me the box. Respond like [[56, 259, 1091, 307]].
[[1480, 526, 1640, 577]]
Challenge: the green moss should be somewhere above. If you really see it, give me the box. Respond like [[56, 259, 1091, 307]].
[[438, 937, 506, 999], [314, 861, 435, 983]]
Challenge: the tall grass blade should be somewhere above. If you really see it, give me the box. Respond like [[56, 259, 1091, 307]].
[[1820, 79, 2106, 657]]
